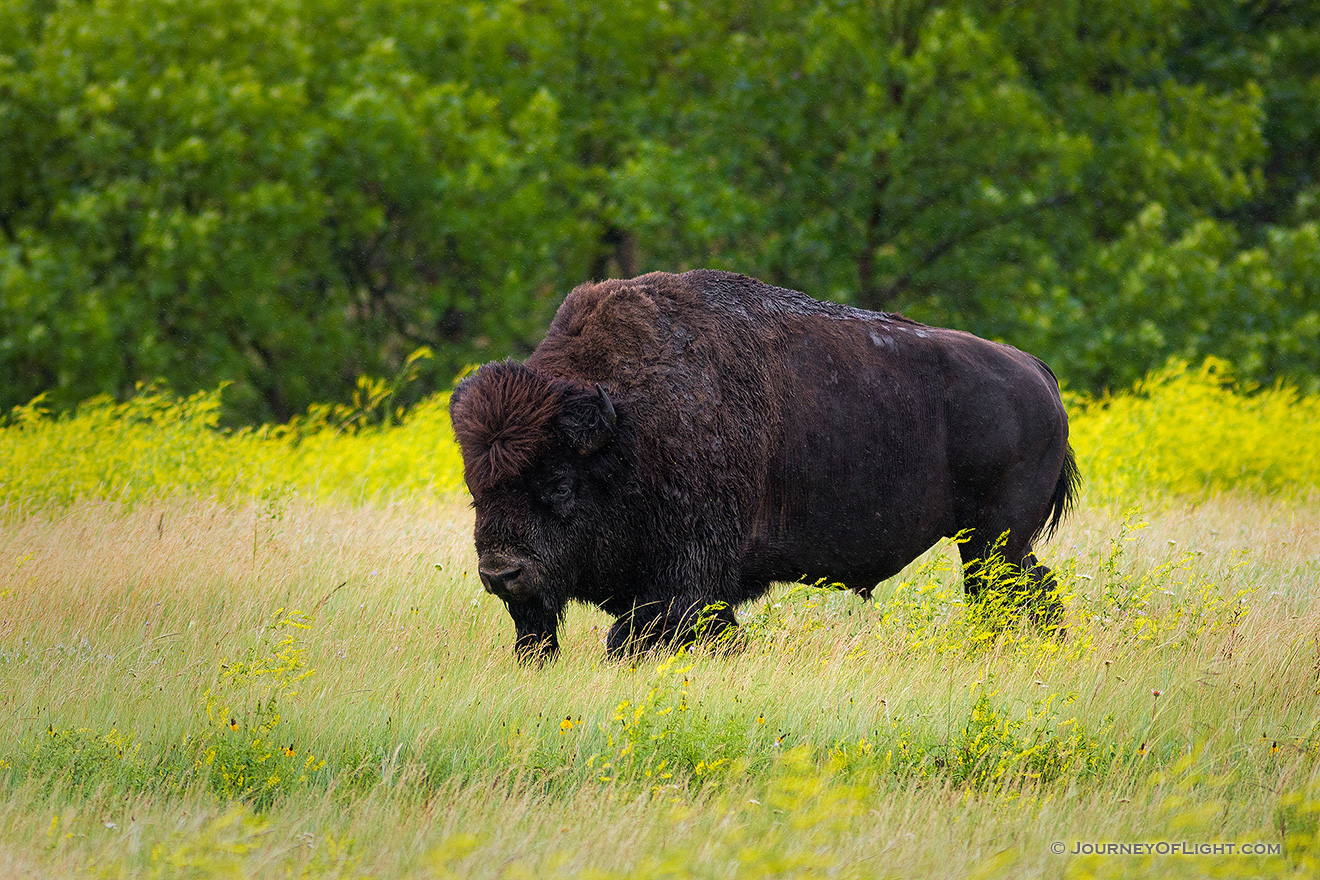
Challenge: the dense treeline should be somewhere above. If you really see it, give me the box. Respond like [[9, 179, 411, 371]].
[[1, 0, 1316, 422]]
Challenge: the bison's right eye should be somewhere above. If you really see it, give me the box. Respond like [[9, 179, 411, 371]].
[[544, 476, 574, 509]]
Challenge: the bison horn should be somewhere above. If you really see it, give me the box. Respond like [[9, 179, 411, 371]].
[[595, 383, 617, 431], [571, 384, 617, 456]]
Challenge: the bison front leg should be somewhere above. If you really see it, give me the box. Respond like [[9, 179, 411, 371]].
[[504, 598, 562, 663], [606, 598, 738, 658]]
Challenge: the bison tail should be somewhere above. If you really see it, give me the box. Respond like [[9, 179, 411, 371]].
[[1040, 444, 1080, 544]]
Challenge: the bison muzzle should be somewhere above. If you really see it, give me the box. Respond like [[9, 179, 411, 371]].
[[450, 270, 1079, 661]]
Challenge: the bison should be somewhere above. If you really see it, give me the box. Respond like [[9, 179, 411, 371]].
[[449, 270, 1078, 660]]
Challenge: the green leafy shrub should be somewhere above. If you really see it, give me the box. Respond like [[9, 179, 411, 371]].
[[24, 725, 156, 793], [591, 652, 753, 786]]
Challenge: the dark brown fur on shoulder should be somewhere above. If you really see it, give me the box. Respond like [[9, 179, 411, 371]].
[[450, 361, 567, 494]]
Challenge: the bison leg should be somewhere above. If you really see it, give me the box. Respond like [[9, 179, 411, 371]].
[[958, 532, 1064, 632], [606, 598, 738, 658], [506, 598, 562, 663], [513, 630, 560, 663], [605, 607, 656, 657], [1020, 551, 1065, 630]]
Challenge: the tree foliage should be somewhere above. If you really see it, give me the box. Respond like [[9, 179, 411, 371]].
[[1, 0, 1316, 421]]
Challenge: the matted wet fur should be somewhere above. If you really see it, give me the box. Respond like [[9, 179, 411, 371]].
[[450, 270, 1078, 661]]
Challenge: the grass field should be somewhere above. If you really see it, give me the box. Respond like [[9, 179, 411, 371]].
[[2, 361, 1320, 878]]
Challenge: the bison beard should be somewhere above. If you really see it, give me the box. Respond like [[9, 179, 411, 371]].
[[450, 270, 1079, 662]]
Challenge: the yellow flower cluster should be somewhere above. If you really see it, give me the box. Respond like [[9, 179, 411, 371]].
[[1069, 357, 1320, 502], [0, 384, 465, 509], [2, 358, 1315, 512]]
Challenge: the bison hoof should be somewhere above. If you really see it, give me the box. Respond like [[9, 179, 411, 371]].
[[513, 633, 559, 664]]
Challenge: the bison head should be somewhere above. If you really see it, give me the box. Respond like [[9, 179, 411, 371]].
[[449, 361, 620, 661]]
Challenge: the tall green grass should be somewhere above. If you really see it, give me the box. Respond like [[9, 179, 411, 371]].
[[2, 499, 1317, 877], [2, 359, 1318, 878]]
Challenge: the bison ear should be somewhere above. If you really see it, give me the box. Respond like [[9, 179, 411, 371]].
[[557, 383, 618, 455]]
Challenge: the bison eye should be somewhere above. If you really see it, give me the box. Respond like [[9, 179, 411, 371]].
[[539, 470, 576, 510]]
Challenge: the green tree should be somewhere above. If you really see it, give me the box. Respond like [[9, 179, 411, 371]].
[[2, 0, 1317, 420], [0, 0, 582, 421]]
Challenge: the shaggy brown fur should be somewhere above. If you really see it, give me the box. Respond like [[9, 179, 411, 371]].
[[449, 362, 569, 494], [450, 270, 1078, 661]]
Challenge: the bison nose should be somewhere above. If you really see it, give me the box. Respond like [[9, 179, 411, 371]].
[[479, 566, 523, 597]]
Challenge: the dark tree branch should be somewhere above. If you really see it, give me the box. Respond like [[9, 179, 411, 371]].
[[883, 182, 966, 237], [377, 291, 437, 350], [1249, 0, 1290, 27], [874, 191, 1071, 307], [0, 205, 20, 245], [858, 162, 891, 305], [242, 334, 293, 422]]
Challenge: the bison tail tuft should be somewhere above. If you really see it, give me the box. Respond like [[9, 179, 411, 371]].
[[1040, 444, 1079, 544]]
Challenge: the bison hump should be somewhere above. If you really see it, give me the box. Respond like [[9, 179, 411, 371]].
[[532, 278, 668, 379]]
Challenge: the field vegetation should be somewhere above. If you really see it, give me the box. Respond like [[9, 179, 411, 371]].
[[3, 0, 1318, 422], [2, 360, 1319, 878], [4, 1, 1318, 875]]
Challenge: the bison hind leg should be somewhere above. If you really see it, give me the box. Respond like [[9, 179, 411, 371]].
[[959, 534, 1065, 636], [1020, 552, 1065, 633]]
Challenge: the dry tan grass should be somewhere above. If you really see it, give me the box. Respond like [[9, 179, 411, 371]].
[[2, 496, 1318, 878]]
